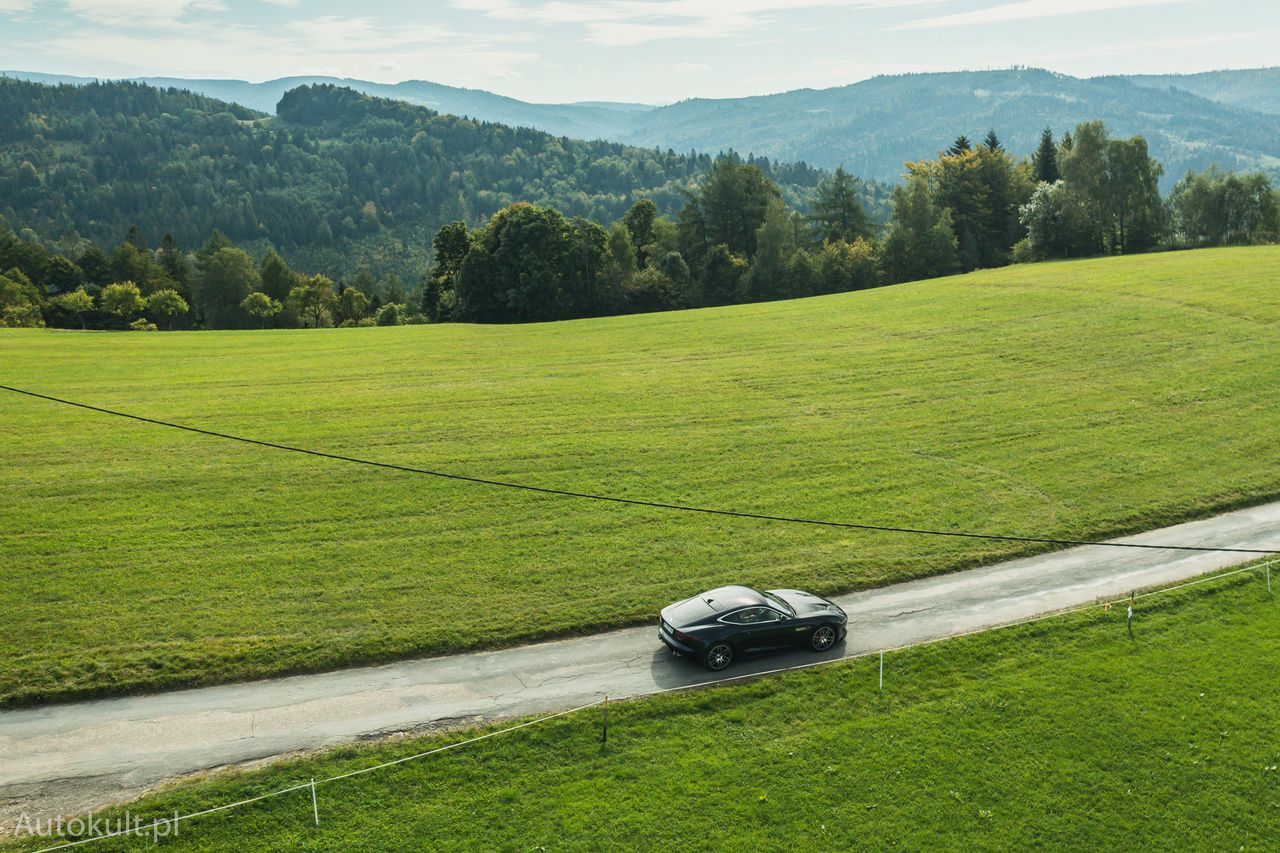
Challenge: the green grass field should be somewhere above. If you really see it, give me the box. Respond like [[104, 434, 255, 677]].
[[4, 247, 1280, 706], [8, 571, 1276, 851]]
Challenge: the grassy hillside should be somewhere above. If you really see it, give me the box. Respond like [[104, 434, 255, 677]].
[[3, 247, 1280, 706], [8, 571, 1276, 850]]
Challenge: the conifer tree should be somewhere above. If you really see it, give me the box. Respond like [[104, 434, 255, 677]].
[[808, 166, 875, 244], [1032, 127, 1061, 183]]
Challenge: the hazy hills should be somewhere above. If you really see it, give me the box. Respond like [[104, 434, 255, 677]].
[[1, 70, 652, 142], [7, 66, 1279, 188], [617, 68, 1280, 188], [1122, 67, 1280, 116]]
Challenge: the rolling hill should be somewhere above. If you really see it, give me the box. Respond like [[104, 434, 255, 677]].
[[616, 69, 1280, 188], [8, 66, 1280, 188], [1124, 67, 1280, 116], [0, 78, 834, 281], [3, 246, 1280, 707], [0, 69, 654, 141]]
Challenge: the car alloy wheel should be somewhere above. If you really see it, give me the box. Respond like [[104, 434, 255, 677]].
[[811, 626, 837, 651], [705, 642, 734, 671]]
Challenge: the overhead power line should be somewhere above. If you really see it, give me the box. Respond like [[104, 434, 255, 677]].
[[3, 383, 1277, 555]]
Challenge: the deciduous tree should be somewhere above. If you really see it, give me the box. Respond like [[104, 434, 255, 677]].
[[621, 199, 658, 267], [52, 287, 93, 329], [880, 175, 959, 284], [289, 275, 336, 328], [195, 245, 260, 328], [335, 287, 370, 325], [100, 281, 145, 322], [146, 288, 189, 330], [0, 269, 45, 327], [1169, 168, 1280, 247], [240, 291, 282, 329]]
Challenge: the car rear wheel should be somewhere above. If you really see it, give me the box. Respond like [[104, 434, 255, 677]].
[[810, 625, 837, 652], [704, 642, 734, 671]]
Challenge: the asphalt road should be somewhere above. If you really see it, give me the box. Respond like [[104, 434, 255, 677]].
[[3, 500, 1279, 829]]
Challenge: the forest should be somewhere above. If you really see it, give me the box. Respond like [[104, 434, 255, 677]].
[[0, 79, 874, 281], [1, 78, 1277, 330]]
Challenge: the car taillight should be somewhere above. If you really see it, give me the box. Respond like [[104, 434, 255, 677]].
[[673, 629, 692, 642]]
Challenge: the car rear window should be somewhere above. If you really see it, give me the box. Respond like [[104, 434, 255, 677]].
[[665, 596, 718, 625]]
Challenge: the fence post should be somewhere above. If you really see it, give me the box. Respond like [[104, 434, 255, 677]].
[[601, 695, 608, 744], [878, 650, 884, 692], [1127, 592, 1134, 640], [310, 778, 319, 827]]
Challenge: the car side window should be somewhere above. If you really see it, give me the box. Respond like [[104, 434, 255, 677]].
[[723, 607, 782, 625]]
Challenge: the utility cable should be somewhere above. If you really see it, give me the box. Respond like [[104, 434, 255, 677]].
[[4, 383, 1277, 555]]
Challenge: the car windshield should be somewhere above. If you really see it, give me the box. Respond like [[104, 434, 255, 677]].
[[761, 591, 794, 616]]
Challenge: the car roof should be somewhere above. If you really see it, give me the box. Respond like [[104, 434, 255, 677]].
[[698, 585, 769, 611]]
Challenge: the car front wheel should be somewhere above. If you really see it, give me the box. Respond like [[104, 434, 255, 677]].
[[810, 625, 837, 652], [704, 642, 734, 671]]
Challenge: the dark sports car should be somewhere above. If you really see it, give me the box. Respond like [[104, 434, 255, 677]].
[[658, 585, 848, 671]]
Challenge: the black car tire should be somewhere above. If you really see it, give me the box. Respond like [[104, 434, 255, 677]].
[[704, 642, 734, 671], [810, 625, 838, 652]]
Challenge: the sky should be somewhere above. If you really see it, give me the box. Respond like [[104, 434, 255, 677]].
[[2, 0, 1278, 103]]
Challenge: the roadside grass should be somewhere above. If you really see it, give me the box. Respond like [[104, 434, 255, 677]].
[[3, 247, 1280, 705], [8, 569, 1277, 851]]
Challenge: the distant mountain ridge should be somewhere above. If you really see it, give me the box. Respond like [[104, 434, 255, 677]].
[[0, 70, 656, 141], [5, 66, 1280, 188], [614, 68, 1280, 189], [1122, 67, 1280, 116]]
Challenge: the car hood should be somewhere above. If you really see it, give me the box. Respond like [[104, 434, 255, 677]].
[[768, 589, 845, 618]]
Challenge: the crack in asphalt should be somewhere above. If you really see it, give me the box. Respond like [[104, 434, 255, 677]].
[[528, 655, 654, 693], [891, 607, 935, 618]]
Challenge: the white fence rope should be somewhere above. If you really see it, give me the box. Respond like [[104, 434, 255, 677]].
[[29, 559, 1275, 852], [30, 702, 603, 853]]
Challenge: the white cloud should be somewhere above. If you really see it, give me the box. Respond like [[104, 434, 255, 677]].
[[0, 0, 36, 13], [455, 0, 948, 44], [1048, 31, 1254, 58], [896, 0, 1189, 30], [35, 15, 539, 85], [284, 16, 460, 51], [65, 0, 225, 25]]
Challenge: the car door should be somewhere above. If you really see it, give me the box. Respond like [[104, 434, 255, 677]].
[[723, 607, 788, 651], [752, 607, 797, 649]]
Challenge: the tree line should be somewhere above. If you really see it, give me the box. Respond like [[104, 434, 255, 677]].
[[432, 122, 1279, 323], [2, 120, 1276, 330], [0, 222, 432, 330]]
